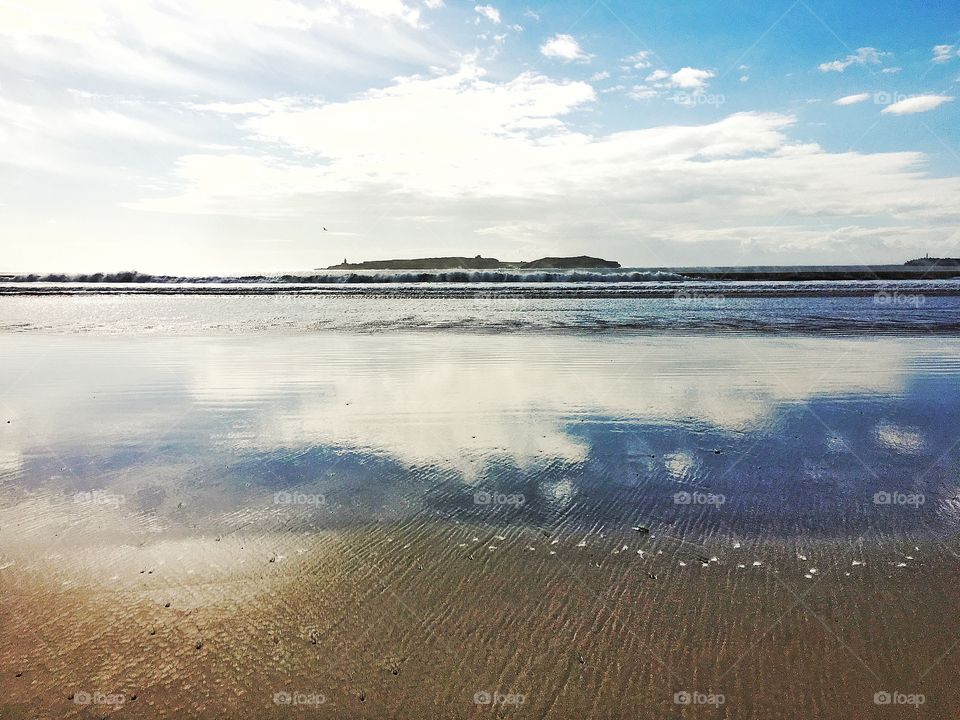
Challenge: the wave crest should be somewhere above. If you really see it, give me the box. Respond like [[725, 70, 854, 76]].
[[7, 270, 685, 284]]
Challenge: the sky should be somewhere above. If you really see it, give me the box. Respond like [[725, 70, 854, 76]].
[[1, 0, 959, 272]]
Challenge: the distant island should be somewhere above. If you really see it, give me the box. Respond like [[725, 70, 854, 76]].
[[905, 257, 960, 267], [325, 255, 621, 270]]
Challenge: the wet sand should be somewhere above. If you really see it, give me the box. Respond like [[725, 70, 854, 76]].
[[2, 332, 959, 718], [3, 523, 958, 718]]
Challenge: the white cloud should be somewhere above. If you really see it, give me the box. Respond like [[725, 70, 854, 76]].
[[190, 98, 317, 115], [590, 71, 611, 81], [539, 34, 591, 62], [932, 44, 957, 64], [130, 65, 960, 267], [739, 75, 749, 83], [881, 67, 902, 74], [0, 0, 435, 94], [881, 95, 954, 115], [1, 0, 427, 35], [833, 92, 871, 106], [623, 51, 653, 69], [475, 4, 500, 23], [643, 66, 715, 94], [0, 94, 190, 176], [818, 47, 888, 73], [628, 85, 657, 101], [142, 65, 598, 204], [669, 67, 715, 92], [72, 109, 189, 145]]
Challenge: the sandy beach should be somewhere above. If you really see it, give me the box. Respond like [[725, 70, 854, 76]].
[[2, 328, 958, 718], [3, 526, 958, 718]]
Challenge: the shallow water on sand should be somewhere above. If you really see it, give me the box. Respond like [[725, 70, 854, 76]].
[[3, 289, 960, 334], [2, 331, 960, 718]]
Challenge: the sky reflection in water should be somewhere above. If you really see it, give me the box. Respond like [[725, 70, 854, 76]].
[[2, 333, 959, 541]]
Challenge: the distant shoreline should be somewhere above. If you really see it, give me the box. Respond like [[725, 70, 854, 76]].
[[4, 263, 960, 284], [324, 255, 621, 270], [905, 257, 960, 267]]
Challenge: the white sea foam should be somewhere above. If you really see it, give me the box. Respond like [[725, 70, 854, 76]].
[[6, 269, 684, 284]]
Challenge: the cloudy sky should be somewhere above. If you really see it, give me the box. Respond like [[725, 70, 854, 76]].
[[1, 0, 959, 272]]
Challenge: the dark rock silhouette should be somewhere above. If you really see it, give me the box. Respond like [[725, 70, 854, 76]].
[[905, 257, 960, 267], [325, 255, 620, 270]]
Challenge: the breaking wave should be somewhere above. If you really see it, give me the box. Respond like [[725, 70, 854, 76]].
[[5, 270, 685, 284]]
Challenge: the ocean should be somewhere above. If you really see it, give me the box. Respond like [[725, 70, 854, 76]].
[[2, 275, 960, 334]]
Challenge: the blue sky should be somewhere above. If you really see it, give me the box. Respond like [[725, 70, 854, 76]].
[[1, 0, 959, 271]]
